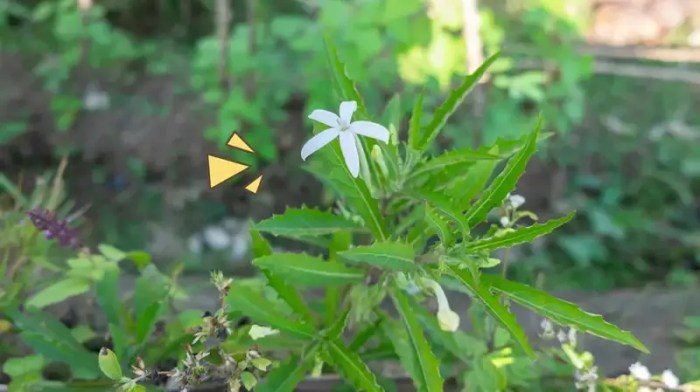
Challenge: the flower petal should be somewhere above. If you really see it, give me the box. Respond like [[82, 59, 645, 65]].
[[308, 109, 340, 128], [339, 101, 357, 123], [350, 121, 389, 143], [339, 131, 360, 177], [301, 128, 340, 160]]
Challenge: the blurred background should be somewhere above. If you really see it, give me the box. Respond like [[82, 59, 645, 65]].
[[2, 0, 698, 287], [1, 0, 700, 380]]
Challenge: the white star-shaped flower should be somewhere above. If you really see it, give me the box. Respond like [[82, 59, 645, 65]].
[[301, 101, 389, 177]]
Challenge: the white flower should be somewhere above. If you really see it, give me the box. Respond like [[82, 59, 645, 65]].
[[499, 216, 510, 227], [248, 325, 279, 340], [302, 101, 390, 177], [661, 369, 679, 388], [557, 329, 567, 343], [540, 318, 555, 339], [421, 278, 460, 332], [629, 362, 651, 381], [568, 327, 577, 346], [507, 193, 526, 209]]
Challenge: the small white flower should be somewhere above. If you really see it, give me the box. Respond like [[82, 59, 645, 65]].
[[421, 278, 460, 332], [557, 329, 567, 343], [508, 193, 526, 209], [302, 101, 390, 178], [568, 327, 577, 346], [540, 318, 555, 339], [248, 325, 279, 340], [661, 369, 679, 388], [629, 362, 651, 381], [499, 216, 510, 227]]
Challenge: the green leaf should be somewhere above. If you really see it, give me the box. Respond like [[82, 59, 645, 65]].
[[447, 265, 534, 357], [3, 355, 44, 378], [410, 148, 501, 180], [482, 275, 649, 353], [98, 244, 126, 262], [325, 307, 351, 339], [390, 290, 443, 392], [256, 345, 320, 392], [125, 251, 151, 270], [253, 253, 365, 287], [452, 157, 500, 209], [338, 242, 416, 272], [465, 117, 541, 227], [225, 282, 315, 339], [254, 207, 365, 237], [410, 190, 470, 236], [250, 228, 273, 257], [241, 371, 258, 390], [135, 301, 163, 346], [323, 34, 367, 117], [467, 212, 576, 252], [425, 203, 453, 246], [20, 331, 99, 378], [408, 91, 425, 150], [416, 53, 500, 150], [133, 265, 169, 323], [262, 268, 315, 326], [26, 277, 91, 309], [323, 338, 385, 392], [307, 153, 389, 241], [98, 348, 122, 380]]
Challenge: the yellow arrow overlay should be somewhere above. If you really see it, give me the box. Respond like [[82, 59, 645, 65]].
[[208, 155, 249, 188]]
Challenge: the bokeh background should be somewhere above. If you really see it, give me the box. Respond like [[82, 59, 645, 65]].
[[1, 0, 700, 384]]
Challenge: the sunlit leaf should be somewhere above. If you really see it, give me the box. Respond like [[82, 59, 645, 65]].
[[467, 212, 575, 252], [253, 253, 365, 287], [483, 275, 649, 353]]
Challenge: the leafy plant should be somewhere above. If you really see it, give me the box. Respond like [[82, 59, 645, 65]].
[[102, 40, 649, 392]]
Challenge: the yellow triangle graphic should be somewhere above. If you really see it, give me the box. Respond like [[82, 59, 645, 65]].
[[208, 155, 248, 188], [245, 175, 263, 194], [227, 132, 255, 153]]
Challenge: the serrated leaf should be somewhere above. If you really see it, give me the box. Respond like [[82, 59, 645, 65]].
[[338, 242, 416, 272], [380, 316, 422, 385], [254, 207, 364, 237], [25, 277, 91, 309], [467, 212, 575, 252], [323, 35, 367, 117], [410, 148, 501, 180], [465, 117, 541, 227], [416, 53, 500, 150], [225, 282, 315, 339], [254, 253, 365, 287], [390, 289, 443, 392], [408, 91, 425, 150], [410, 190, 469, 236], [452, 157, 500, 209], [447, 265, 534, 358], [425, 203, 453, 246], [307, 149, 389, 242], [482, 275, 649, 353], [326, 307, 351, 339], [251, 228, 273, 257], [413, 305, 486, 362], [323, 338, 385, 392], [255, 344, 320, 392], [261, 268, 315, 325], [98, 348, 122, 380]]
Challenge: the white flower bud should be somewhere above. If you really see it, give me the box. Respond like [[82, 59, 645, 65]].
[[508, 194, 526, 209], [629, 362, 651, 381], [499, 216, 510, 227], [421, 278, 460, 332], [662, 369, 679, 388]]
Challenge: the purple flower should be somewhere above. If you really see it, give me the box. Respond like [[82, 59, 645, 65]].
[[26, 208, 81, 249]]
